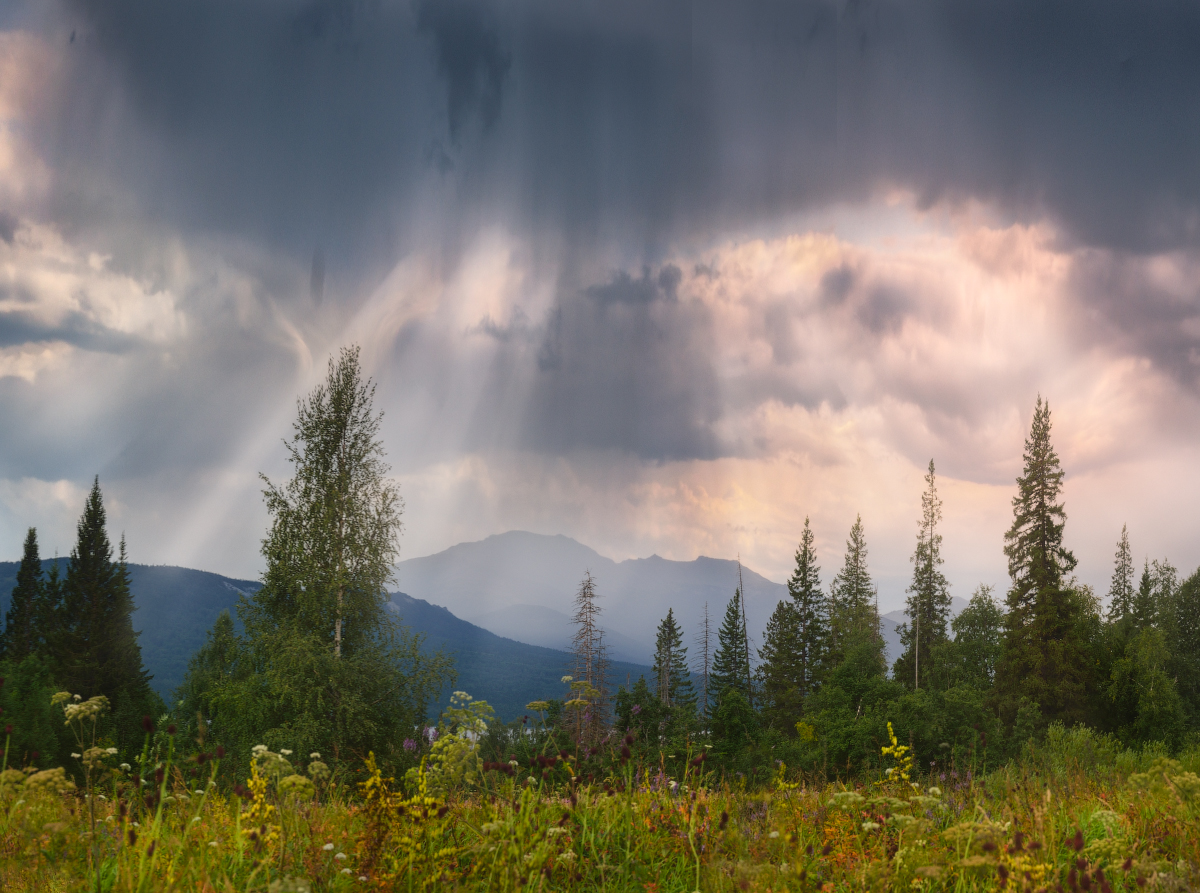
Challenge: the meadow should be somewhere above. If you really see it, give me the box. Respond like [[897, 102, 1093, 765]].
[[2, 699, 1198, 893]]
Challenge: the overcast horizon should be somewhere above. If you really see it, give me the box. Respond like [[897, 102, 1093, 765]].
[[3, 1, 1200, 615]]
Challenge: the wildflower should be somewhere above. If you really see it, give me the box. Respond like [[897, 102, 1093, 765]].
[[71, 752, 81, 759], [632, 704, 642, 715], [1072, 830, 1085, 852], [927, 786, 942, 796], [403, 739, 417, 753], [142, 716, 154, 733], [561, 675, 573, 683], [167, 724, 176, 736], [208, 841, 218, 848], [861, 821, 881, 831], [281, 749, 293, 756], [216, 745, 226, 758], [310, 752, 321, 760], [119, 763, 131, 772], [4, 724, 10, 736], [335, 852, 347, 861], [769, 831, 780, 839], [323, 843, 335, 851]]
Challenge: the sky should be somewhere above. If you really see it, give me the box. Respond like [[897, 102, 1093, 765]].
[[2, 0, 1200, 613]]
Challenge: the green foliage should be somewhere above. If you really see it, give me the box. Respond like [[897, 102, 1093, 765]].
[[758, 517, 827, 732], [995, 398, 1095, 729], [0, 529, 47, 662], [1165, 567, 1200, 724], [1108, 627, 1186, 748], [710, 588, 752, 702], [0, 654, 65, 767], [828, 515, 884, 674], [1106, 523, 1136, 627], [177, 347, 454, 779], [930, 585, 1004, 691], [409, 691, 496, 793], [51, 480, 158, 755]]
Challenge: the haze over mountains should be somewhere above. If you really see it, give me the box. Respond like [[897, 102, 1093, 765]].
[[395, 531, 969, 667], [2, 530, 968, 718]]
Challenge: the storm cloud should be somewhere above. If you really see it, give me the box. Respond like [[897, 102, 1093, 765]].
[[1, 0, 1199, 597]]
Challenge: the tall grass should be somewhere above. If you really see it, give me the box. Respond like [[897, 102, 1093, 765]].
[[2, 706, 1198, 892]]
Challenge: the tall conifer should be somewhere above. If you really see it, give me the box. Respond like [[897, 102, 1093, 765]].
[[0, 528, 45, 661], [652, 609, 694, 711], [1106, 525, 1135, 626], [710, 588, 751, 701], [828, 515, 883, 671], [895, 461, 952, 689], [55, 479, 155, 751], [757, 518, 827, 727], [994, 397, 1091, 727]]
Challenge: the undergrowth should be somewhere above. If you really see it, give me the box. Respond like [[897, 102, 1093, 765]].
[[1, 697, 1198, 892]]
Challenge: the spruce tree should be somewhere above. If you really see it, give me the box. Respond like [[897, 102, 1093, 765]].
[[895, 462, 952, 689], [1106, 525, 1135, 627], [828, 515, 883, 671], [993, 397, 1091, 728], [1132, 560, 1157, 632], [0, 528, 45, 661], [788, 517, 828, 699], [1164, 568, 1200, 723], [55, 479, 156, 752], [756, 599, 803, 729], [757, 518, 828, 728], [652, 609, 695, 712], [710, 588, 751, 700]]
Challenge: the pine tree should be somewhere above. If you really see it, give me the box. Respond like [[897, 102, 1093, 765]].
[[1163, 568, 1200, 723], [1132, 560, 1157, 632], [788, 517, 828, 699], [710, 588, 751, 701], [994, 397, 1091, 728], [828, 515, 883, 671], [1106, 525, 1135, 626], [0, 528, 45, 661], [756, 599, 803, 729], [54, 479, 156, 752], [757, 518, 828, 727], [652, 609, 695, 711], [895, 462, 952, 689]]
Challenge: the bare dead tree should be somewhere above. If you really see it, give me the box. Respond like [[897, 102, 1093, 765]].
[[570, 570, 608, 745], [738, 557, 754, 707], [693, 601, 712, 718]]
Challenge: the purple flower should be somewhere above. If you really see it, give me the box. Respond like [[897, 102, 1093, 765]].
[[632, 704, 642, 715], [423, 726, 439, 743], [403, 739, 417, 753]]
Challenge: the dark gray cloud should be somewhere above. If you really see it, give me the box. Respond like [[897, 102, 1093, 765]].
[[9, 0, 1200, 472], [32, 0, 1200, 266], [0, 308, 139, 352], [1070, 252, 1200, 391], [522, 266, 721, 460], [0, 212, 18, 244]]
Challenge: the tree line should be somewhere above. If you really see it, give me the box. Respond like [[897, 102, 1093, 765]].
[[558, 397, 1200, 779]]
